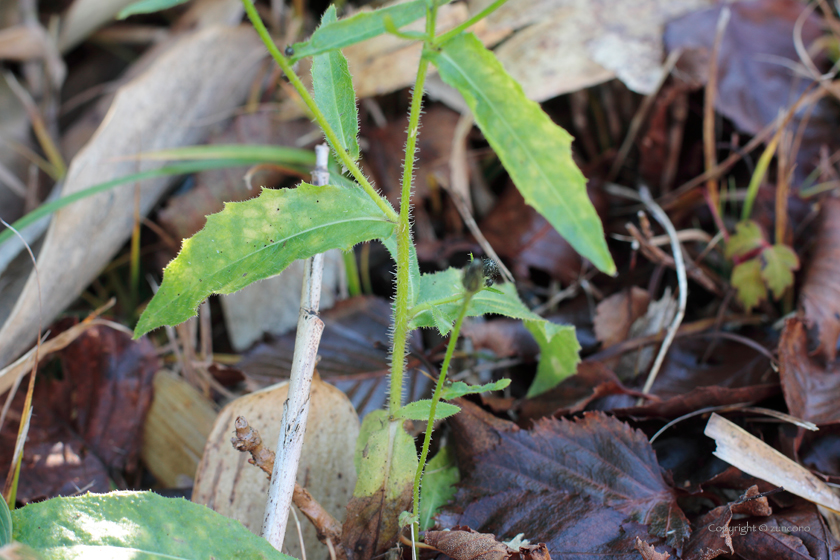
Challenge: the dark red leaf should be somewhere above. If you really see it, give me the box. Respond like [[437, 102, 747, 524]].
[[779, 317, 840, 425], [49, 325, 158, 473], [448, 402, 690, 548]]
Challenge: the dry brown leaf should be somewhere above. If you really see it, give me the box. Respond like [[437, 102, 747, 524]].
[[0, 25, 263, 369], [593, 287, 651, 349], [59, 0, 141, 52], [192, 375, 358, 560], [635, 537, 671, 560], [478, 0, 713, 100], [425, 527, 512, 560], [800, 198, 840, 363], [141, 370, 218, 487], [779, 317, 840, 426]]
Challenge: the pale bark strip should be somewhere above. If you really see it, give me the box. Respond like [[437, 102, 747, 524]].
[[262, 144, 330, 550]]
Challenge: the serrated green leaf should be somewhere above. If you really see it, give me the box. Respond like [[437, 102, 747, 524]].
[[395, 400, 461, 421], [11, 491, 293, 559], [725, 220, 765, 260], [732, 258, 767, 311], [408, 269, 538, 334], [118, 0, 189, 18], [134, 183, 395, 337], [427, 34, 615, 275], [524, 320, 580, 397], [419, 446, 459, 531], [0, 496, 10, 546], [440, 378, 510, 400], [408, 268, 580, 397], [760, 244, 799, 299], [290, 0, 430, 60], [312, 6, 360, 162]]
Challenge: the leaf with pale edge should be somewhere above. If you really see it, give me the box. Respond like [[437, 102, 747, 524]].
[[450, 405, 690, 549], [12, 491, 293, 559], [419, 447, 460, 531], [290, 0, 432, 61], [524, 320, 579, 398], [311, 6, 360, 162], [344, 411, 418, 559], [440, 378, 510, 400], [118, 0, 189, 18], [725, 220, 765, 260], [427, 34, 615, 275], [409, 269, 580, 396], [760, 244, 799, 299], [134, 183, 394, 337], [731, 259, 767, 311], [395, 400, 461, 421]]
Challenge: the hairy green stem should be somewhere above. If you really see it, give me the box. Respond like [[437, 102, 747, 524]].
[[410, 291, 472, 538], [388, 0, 437, 413], [241, 0, 397, 223]]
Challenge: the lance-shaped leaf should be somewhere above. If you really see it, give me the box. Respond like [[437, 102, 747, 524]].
[[134, 183, 395, 337], [0, 494, 10, 546], [419, 446, 460, 531], [290, 0, 430, 61], [343, 411, 418, 559], [427, 34, 615, 275], [12, 491, 293, 559], [312, 6, 360, 162], [409, 269, 580, 396], [440, 378, 511, 400], [395, 399, 461, 420]]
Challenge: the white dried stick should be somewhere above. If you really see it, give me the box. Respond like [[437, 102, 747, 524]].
[[262, 144, 330, 550]]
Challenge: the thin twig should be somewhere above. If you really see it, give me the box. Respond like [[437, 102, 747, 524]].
[[262, 145, 329, 551], [703, 7, 730, 213], [607, 49, 682, 182], [637, 187, 687, 396]]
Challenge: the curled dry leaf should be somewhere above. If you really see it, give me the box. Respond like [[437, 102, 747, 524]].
[[778, 317, 840, 426], [0, 26, 263, 370], [425, 527, 552, 560], [683, 486, 770, 560], [733, 500, 840, 560], [448, 401, 690, 550], [635, 537, 670, 560], [799, 198, 840, 363], [192, 375, 359, 560]]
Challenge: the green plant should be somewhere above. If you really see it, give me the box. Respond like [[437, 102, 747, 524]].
[[7, 0, 615, 554], [127, 0, 615, 551]]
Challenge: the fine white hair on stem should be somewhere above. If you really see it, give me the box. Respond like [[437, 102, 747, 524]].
[[262, 144, 330, 551]]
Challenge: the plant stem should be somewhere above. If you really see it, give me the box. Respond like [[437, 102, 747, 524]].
[[410, 291, 472, 539], [262, 146, 330, 551], [240, 0, 397, 223], [388, 0, 436, 413], [434, 0, 509, 45]]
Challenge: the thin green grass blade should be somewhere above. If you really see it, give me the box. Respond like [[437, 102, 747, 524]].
[[118, 0, 190, 18]]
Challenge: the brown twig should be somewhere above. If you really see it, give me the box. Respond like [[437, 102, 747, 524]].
[[626, 223, 723, 296], [703, 7, 731, 213], [231, 416, 345, 555]]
